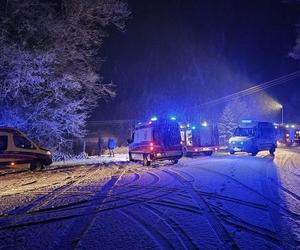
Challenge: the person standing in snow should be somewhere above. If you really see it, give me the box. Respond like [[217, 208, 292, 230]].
[[98, 135, 104, 156], [108, 137, 116, 157]]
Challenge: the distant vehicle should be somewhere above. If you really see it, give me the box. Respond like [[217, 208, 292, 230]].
[[180, 121, 219, 156], [275, 123, 300, 145], [0, 127, 52, 171], [128, 117, 182, 166], [229, 120, 277, 156]]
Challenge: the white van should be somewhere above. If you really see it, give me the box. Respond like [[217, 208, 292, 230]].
[[0, 127, 52, 171], [229, 120, 277, 156]]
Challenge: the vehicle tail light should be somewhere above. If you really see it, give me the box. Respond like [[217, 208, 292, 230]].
[[150, 147, 154, 151]]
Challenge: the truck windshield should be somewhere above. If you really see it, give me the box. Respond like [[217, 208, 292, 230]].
[[153, 123, 181, 146], [234, 127, 256, 137]]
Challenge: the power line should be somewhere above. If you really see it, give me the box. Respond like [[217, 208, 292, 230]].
[[189, 70, 300, 110]]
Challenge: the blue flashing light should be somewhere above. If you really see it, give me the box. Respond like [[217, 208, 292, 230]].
[[192, 126, 196, 130], [170, 116, 176, 121], [151, 116, 158, 121], [241, 119, 252, 124]]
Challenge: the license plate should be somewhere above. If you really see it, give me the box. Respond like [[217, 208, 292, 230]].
[[202, 147, 211, 151]]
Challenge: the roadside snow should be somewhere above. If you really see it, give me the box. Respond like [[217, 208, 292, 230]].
[[50, 154, 129, 168], [0, 148, 299, 249]]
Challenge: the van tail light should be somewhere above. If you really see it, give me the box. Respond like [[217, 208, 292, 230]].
[[150, 146, 154, 151], [150, 142, 154, 151]]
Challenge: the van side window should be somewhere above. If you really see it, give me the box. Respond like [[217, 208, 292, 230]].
[[0, 136, 8, 151], [261, 127, 274, 139], [13, 136, 35, 149]]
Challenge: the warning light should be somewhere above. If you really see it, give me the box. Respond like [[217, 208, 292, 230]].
[[241, 119, 252, 124], [192, 126, 196, 130], [151, 116, 158, 121], [170, 116, 176, 121], [202, 121, 208, 127]]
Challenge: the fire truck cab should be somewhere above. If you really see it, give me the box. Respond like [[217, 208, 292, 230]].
[[275, 123, 300, 145], [180, 121, 219, 156], [128, 117, 183, 166]]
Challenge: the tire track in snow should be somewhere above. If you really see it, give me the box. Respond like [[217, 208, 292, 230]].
[[209, 203, 280, 245], [190, 165, 300, 220], [0, 169, 28, 177], [171, 164, 283, 246], [6, 165, 101, 215], [163, 169, 239, 250], [0, 170, 172, 228], [143, 204, 198, 250], [57, 169, 126, 249], [259, 162, 298, 249], [119, 208, 175, 250], [197, 191, 268, 211]]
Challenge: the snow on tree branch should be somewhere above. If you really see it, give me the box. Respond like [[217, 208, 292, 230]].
[[0, 0, 130, 152]]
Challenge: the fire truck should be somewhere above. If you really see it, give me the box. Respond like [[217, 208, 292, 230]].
[[180, 121, 219, 156], [275, 123, 300, 145], [128, 117, 183, 166]]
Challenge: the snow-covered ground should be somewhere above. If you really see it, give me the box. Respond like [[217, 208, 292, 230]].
[[0, 148, 299, 249]]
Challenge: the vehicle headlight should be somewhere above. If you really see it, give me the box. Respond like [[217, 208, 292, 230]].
[[46, 151, 52, 155]]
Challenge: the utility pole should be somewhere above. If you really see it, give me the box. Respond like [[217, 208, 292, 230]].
[[281, 106, 284, 125]]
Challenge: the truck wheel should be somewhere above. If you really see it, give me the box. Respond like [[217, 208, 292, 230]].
[[204, 151, 213, 156], [183, 148, 188, 157], [30, 161, 43, 171], [143, 154, 151, 166], [171, 159, 178, 164], [269, 146, 276, 156], [229, 150, 235, 155], [129, 152, 133, 161], [251, 150, 258, 156]]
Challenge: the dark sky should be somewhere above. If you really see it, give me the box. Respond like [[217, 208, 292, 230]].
[[93, 0, 300, 123]]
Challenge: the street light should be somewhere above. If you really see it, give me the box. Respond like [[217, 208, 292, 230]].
[[279, 104, 284, 125]]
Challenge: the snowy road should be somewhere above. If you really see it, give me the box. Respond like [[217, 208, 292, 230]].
[[0, 148, 299, 250]]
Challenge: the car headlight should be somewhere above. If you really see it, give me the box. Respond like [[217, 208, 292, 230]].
[[46, 151, 52, 155]]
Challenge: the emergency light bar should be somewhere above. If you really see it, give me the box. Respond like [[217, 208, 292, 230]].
[[241, 119, 252, 124]]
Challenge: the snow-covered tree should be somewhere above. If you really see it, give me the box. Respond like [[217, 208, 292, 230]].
[[218, 99, 249, 146], [219, 105, 237, 146], [0, 0, 129, 152]]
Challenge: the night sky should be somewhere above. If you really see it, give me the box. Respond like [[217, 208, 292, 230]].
[[93, 0, 300, 123]]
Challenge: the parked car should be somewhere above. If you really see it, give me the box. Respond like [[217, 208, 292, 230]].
[[0, 127, 52, 171], [128, 117, 182, 166], [229, 120, 277, 156]]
